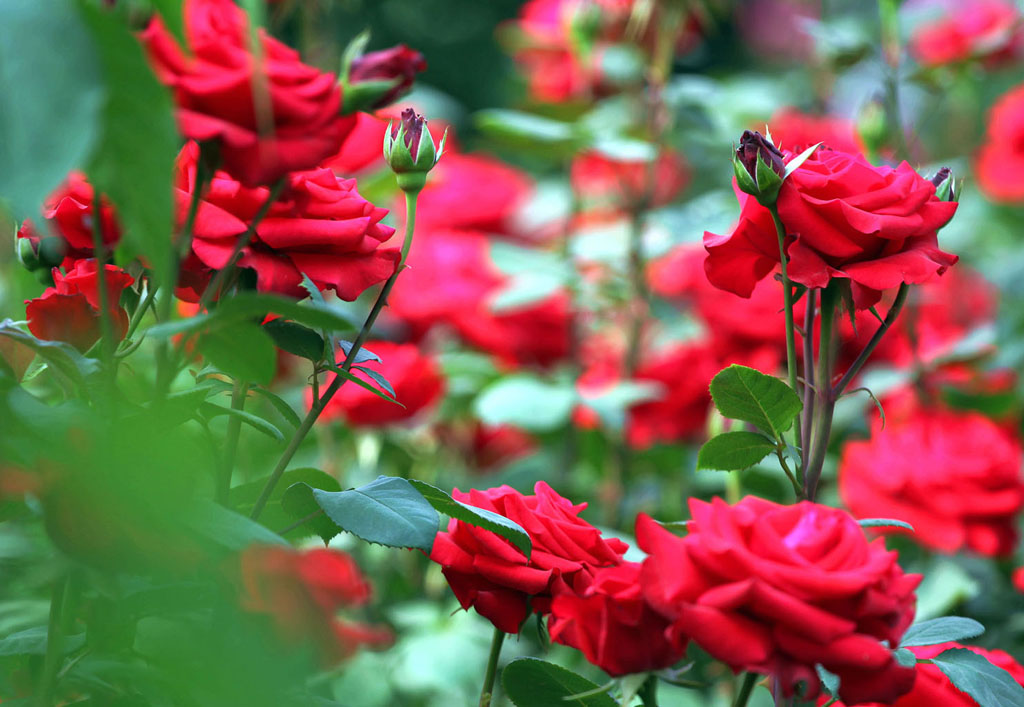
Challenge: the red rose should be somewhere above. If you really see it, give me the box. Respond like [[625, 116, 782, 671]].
[[315, 341, 445, 427], [1014, 567, 1024, 593], [26, 261, 134, 352], [348, 45, 426, 110], [17, 172, 121, 270], [977, 83, 1024, 203], [824, 642, 1024, 706], [637, 498, 921, 704], [238, 546, 392, 664], [323, 112, 390, 175], [769, 107, 865, 155], [429, 481, 629, 633], [142, 0, 352, 186], [175, 143, 398, 301], [704, 148, 958, 309], [571, 148, 690, 212], [548, 562, 686, 676], [909, 0, 1021, 68], [839, 405, 1024, 557]]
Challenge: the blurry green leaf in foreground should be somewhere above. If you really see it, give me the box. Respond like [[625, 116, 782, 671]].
[[475, 376, 577, 432], [502, 657, 617, 707]]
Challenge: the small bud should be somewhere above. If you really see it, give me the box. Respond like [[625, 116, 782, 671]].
[[347, 45, 426, 111], [733, 130, 785, 206], [383, 108, 446, 194], [856, 95, 887, 157], [929, 167, 957, 202]]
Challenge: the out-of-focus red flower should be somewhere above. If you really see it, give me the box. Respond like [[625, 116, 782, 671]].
[[348, 45, 426, 110], [469, 423, 537, 471], [908, 0, 1022, 67], [388, 229, 572, 368], [142, 0, 352, 186], [429, 481, 628, 633], [16, 173, 121, 270], [25, 261, 134, 353], [322, 112, 390, 175], [768, 107, 865, 155], [1013, 567, 1024, 593], [571, 149, 690, 212], [548, 562, 686, 676], [315, 341, 445, 427], [175, 142, 398, 301], [638, 498, 921, 704], [977, 83, 1024, 203], [705, 149, 958, 309], [839, 404, 1024, 557], [735, 0, 818, 62], [238, 546, 392, 664], [823, 642, 1024, 706]]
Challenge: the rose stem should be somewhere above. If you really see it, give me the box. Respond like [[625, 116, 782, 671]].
[[831, 283, 909, 399], [91, 192, 117, 403], [800, 288, 817, 481], [769, 207, 802, 458], [478, 626, 506, 707], [217, 380, 250, 505], [37, 575, 69, 707], [732, 672, 759, 707], [803, 284, 839, 500], [249, 189, 419, 521]]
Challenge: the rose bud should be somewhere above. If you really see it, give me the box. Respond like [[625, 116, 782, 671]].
[[345, 45, 427, 112], [384, 108, 447, 193], [733, 130, 785, 206], [930, 167, 957, 201]]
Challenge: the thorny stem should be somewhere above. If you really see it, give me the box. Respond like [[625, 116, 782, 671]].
[[803, 285, 838, 501], [478, 626, 506, 707], [800, 289, 817, 481], [250, 190, 419, 521], [732, 672, 759, 707], [768, 207, 801, 455], [832, 284, 909, 399]]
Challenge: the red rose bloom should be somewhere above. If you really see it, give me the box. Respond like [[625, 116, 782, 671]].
[[638, 498, 921, 704], [26, 261, 134, 352], [976, 83, 1024, 203], [769, 107, 865, 155], [909, 0, 1021, 67], [1014, 567, 1024, 593], [17, 172, 121, 269], [704, 149, 958, 309], [315, 341, 445, 427], [429, 481, 629, 633], [239, 545, 392, 664], [548, 562, 685, 676], [142, 0, 352, 186], [839, 405, 1024, 557], [175, 143, 398, 301], [824, 642, 1024, 706], [323, 112, 390, 175], [348, 45, 426, 110], [571, 148, 690, 212]]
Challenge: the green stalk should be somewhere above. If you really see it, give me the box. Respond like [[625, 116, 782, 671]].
[[478, 626, 506, 707], [732, 673, 759, 707], [91, 194, 116, 399], [803, 285, 838, 501], [638, 675, 659, 707], [250, 190, 420, 521], [217, 380, 250, 505], [831, 284, 909, 398], [800, 289, 817, 479], [768, 207, 801, 455], [36, 576, 68, 707]]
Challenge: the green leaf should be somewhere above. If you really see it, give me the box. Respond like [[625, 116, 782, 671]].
[[475, 376, 577, 432], [501, 658, 616, 707], [900, 617, 985, 648], [197, 321, 277, 385], [858, 518, 914, 532], [80, 3, 178, 292], [323, 364, 404, 407], [709, 365, 802, 438], [0, 626, 85, 657], [352, 365, 396, 398], [893, 647, 917, 668], [783, 142, 822, 178], [474, 109, 579, 150], [407, 480, 531, 557], [249, 386, 302, 429], [263, 319, 325, 362], [930, 647, 1024, 706], [199, 402, 284, 442], [146, 0, 186, 45], [0, 0, 104, 221], [0, 320, 100, 387], [338, 340, 381, 364], [184, 500, 288, 551], [697, 431, 776, 471], [816, 664, 840, 697], [233, 468, 340, 541], [311, 476, 439, 551]]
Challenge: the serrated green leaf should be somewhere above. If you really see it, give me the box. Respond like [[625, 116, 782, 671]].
[[709, 365, 802, 438], [857, 518, 914, 532], [338, 340, 381, 364], [502, 658, 616, 707], [311, 476, 439, 551], [197, 321, 277, 385], [323, 364, 404, 407], [233, 469, 340, 541], [900, 617, 985, 648], [407, 480, 531, 557], [352, 365, 395, 398], [249, 386, 302, 429], [697, 431, 776, 471], [263, 318, 325, 362], [893, 647, 917, 668], [931, 647, 1024, 706], [199, 402, 284, 442]]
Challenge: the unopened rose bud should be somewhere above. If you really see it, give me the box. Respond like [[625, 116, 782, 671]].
[[930, 167, 957, 201], [384, 108, 446, 194], [733, 130, 785, 206], [347, 45, 426, 111]]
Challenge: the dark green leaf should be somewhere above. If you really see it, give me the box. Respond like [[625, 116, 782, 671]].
[[263, 319, 325, 362], [407, 480, 531, 557], [233, 469, 340, 541], [0, 320, 100, 387], [697, 431, 776, 471], [893, 648, 917, 668], [249, 386, 302, 429], [197, 321, 277, 385], [80, 3, 178, 291], [900, 617, 985, 648], [183, 501, 288, 551], [311, 476, 439, 551], [0, 626, 85, 657], [709, 365, 802, 438], [501, 658, 616, 707], [352, 365, 396, 398], [0, 0, 103, 221], [858, 518, 914, 532], [338, 340, 381, 364], [199, 402, 284, 441], [324, 364, 404, 406], [931, 648, 1024, 706], [815, 665, 839, 697], [146, 0, 185, 45]]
